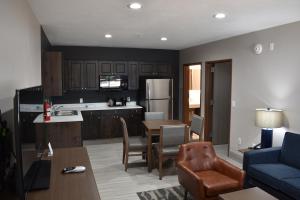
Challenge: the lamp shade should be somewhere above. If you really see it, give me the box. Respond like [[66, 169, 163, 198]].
[[255, 108, 283, 128]]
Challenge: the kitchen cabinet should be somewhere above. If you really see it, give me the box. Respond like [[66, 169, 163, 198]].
[[81, 111, 101, 140], [128, 62, 139, 90], [139, 62, 156, 76], [100, 110, 120, 138], [82, 60, 98, 90], [81, 108, 143, 140], [20, 112, 41, 143], [35, 122, 82, 148], [98, 61, 128, 76], [156, 63, 172, 77], [68, 60, 84, 90], [64, 60, 98, 91], [43, 52, 63, 97], [139, 62, 172, 77], [62, 59, 174, 92]]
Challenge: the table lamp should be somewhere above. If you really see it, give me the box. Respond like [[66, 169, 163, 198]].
[[255, 108, 283, 149]]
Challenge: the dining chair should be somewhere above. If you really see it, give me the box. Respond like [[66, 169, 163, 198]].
[[120, 117, 147, 171], [190, 114, 204, 141], [144, 111, 165, 138], [153, 124, 188, 180]]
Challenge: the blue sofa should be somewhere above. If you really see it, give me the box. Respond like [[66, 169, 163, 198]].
[[243, 132, 300, 200]]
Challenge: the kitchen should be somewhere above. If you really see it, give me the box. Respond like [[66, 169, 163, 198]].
[[18, 29, 180, 148]]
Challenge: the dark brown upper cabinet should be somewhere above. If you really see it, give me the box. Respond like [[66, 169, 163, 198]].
[[69, 60, 84, 90], [156, 63, 172, 77], [42, 52, 63, 97], [98, 61, 128, 76], [128, 62, 139, 90], [82, 60, 98, 90], [63, 60, 98, 91], [139, 62, 156, 76], [114, 61, 128, 75], [139, 62, 172, 77]]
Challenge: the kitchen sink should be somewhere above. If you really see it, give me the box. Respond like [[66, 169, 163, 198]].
[[54, 110, 78, 116]]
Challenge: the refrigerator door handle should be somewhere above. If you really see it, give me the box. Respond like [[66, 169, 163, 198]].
[[147, 82, 151, 111]]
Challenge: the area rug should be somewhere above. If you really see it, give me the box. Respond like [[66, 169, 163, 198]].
[[137, 186, 193, 200]]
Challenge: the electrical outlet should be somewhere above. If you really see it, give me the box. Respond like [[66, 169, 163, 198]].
[[79, 98, 83, 103], [127, 97, 130, 102]]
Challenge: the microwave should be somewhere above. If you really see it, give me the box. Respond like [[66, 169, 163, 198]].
[[99, 75, 128, 90]]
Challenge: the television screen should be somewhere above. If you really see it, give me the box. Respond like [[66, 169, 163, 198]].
[[14, 90, 45, 200]]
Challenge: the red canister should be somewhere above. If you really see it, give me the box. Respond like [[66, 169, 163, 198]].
[[43, 99, 51, 121]]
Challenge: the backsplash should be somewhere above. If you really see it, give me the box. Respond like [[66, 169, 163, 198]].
[[19, 86, 137, 105], [51, 90, 137, 104]]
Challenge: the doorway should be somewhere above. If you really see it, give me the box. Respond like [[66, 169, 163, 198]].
[[204, 60, 232, 148], [183, 63, 202, 126]]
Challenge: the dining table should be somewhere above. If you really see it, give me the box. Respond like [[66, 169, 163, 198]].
[[142, 119, 186, 172]]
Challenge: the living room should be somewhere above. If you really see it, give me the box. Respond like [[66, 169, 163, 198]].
[[1, 0, 300, 200]]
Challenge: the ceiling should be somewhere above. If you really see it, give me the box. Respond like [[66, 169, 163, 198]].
[[28, 0, 300, 50]]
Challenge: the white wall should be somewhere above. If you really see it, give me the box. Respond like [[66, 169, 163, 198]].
[[180, 21, 300, 156], [0, 0, 41, 115]]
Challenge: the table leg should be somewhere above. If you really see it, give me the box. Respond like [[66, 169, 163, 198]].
[[147, 130, 152, 172]]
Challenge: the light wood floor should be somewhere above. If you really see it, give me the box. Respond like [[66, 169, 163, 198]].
[[84, 138, 241, 200]]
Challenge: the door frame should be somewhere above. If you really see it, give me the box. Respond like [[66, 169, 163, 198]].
[[204, 59, 232, 154], [182, 62, 202, 124]]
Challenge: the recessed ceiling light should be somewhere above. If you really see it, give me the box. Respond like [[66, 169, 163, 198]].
[[105, 34, 112, 38], [128, 2, 142, 10], [161, 37, 167, 41], [214, 13, 226, 19]]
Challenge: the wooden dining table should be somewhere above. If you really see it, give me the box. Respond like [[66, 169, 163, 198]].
[[142, 119, 185, 172]]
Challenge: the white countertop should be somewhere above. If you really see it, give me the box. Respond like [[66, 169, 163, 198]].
[[30, 102, 142, 123], [33, 112, 84, 123], [21, 101, 142, 113]]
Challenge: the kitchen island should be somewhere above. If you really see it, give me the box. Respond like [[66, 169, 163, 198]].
[[31, 102, 143, 148], [34, 111, 83, 149]]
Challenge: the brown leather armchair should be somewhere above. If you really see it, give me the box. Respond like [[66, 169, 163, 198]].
[[177, 142, 245, 200]]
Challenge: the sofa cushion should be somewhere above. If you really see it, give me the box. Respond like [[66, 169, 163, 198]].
[[280, 178, 300, 199], [248, 163, 300, 190], [195, 170, 240, 197], [280, 132, 300, 169]]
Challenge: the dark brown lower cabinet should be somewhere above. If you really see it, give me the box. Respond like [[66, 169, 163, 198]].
[[35, 122, 82, 148], [81, 111, 101, 139], [81, 109, 142, 140]]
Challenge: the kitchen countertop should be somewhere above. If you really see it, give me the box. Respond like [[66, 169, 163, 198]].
[[33, 112, 84, 124], [30, 101, 142, 123], [21, 101, 142, 112]]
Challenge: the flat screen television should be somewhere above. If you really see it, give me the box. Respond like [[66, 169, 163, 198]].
[[14, 89, 51, 200]]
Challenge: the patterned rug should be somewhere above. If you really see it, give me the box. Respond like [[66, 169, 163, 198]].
[[137, 186, 193, 200]]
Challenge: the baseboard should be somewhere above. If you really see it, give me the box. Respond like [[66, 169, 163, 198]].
[[229, 150, 243, 163]]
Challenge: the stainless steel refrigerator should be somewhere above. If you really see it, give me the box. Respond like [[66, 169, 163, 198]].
[[139, 78, 173, 119]]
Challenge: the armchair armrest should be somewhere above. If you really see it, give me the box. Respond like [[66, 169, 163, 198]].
[[177, 162, 205, 199], [214, 158, 245, 188], [243, 147, 281, 172]]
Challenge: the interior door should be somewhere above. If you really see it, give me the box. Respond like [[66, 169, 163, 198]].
[[212, 62, 232, 145]]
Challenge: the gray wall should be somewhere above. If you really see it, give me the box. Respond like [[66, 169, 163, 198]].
[[0, 0, 41, 127], [180, 21, 300, 156]]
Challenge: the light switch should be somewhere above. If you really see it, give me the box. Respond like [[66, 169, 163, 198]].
[[269, 42, 275, 51], [232, 100, 236, 108]]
